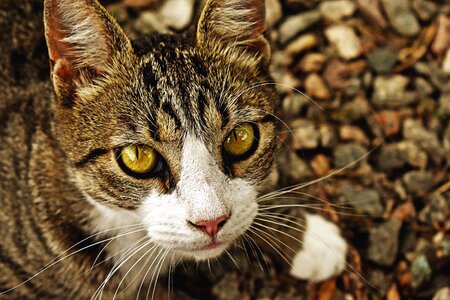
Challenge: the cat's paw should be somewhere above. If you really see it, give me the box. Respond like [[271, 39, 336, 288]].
[[290, 214, 347, 282]]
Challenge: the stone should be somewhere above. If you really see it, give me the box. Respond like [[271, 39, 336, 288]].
[[160, 0, 194, 30], [304, 73, 331, 100], [443, 49, 450, 74], [338, 183, 384, 217], [433, 288, 450, 300], [367, 48, 397, 73], [318, 0, 357, 22], [320, 124, 337, 148], [124, 0, 156, 8], [279, 10, 321, 43], [297, 53, 327, 73], [411, 254, 432, 288], [403, 119, 445, 164], [356, 0, 388, 28], [377, 144, 406, 170], [325, 24, 362, 60], [282, 93, 311, 117], [414, 77, 434, 97], [396, 141, 428, 169], [372, 75, 418, 107], [419, 193, 449, 225], [337, 95, 371, 121], [403, 171, 434, 194], [444, 124, 450, 158], [333, 143, 368, 169], [367, 218, 402, 266], [412, 0, 438, 21], [344, 77, 362, 97], [280, 151, 313, 181], [133, 11, 169, 34], [339, 124, 370, 145], [374, 110, 400, 136], [291, 119, 320, 149], [310, 154, 330, 177], [431, 15, 450, 55], [439, 93, 450, 114], [380, 0, 420, 36], [285, 34, 319, 57], [265, 0, 283, 28]]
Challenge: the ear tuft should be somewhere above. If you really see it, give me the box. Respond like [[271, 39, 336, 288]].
[[197, 0, 270, 63]]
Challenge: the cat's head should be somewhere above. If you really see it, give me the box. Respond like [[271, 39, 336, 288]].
[[44, 0, 278, 260]]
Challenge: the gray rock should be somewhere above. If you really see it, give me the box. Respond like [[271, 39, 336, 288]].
[[412, 0, 438, 21], [439, 93, 450, 114], [325, 24, 362, 60], [338, 96, 371, 121], [377, 144, 406, 170], [367, 48, 397, 73], [414, 77, 434, 97], [278, 10, 322, 43], [291, 119, 320, 149], [319, 124, 338, 148], [433, 288, 450, 300], [380, 0, 421, 36], [397, 141, 428, 169], [367, 218, 402, 266], [282, 94, 310, 117], [133, 11, 169, 34], [403, 171, 434, 194], [419, 193, 449, 225], [403, 119, 445, 164], [372, 75, 418, 107], [333, 143, 368, 169], [344, 77, 362, 97], [279, 151, 313, 181], [411, 254, 432, 288], [338, 183, 384, 217], [319, 0, 357, 22], [367, 269, 390, 297]]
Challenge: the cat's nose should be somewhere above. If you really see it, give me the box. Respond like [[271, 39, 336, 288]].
[[189, 216, 229, 238]]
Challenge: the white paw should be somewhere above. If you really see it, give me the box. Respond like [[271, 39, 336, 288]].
[[290, 214, 347, 282]]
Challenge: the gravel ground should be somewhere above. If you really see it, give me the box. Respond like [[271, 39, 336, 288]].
[[1, 0, 449, 299]]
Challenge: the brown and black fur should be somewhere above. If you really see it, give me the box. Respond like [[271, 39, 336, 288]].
[[0, 0, 291, 298]]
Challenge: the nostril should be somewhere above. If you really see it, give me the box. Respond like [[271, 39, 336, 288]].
[[217, 218, 227, 229]]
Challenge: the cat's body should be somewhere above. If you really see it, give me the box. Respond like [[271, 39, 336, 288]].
[[0, 0, 347, 299]]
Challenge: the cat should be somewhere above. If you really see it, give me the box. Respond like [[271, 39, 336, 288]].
[[0, 0, 347, 298]]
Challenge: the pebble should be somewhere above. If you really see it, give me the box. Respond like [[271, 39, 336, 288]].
[[339, 124, 370, 145], [403, 119, 445, 164], [377, 144, 406, 170], [338, 183, 384, 217], [367, 48, 397, 73], [412, 0, 438, 21], [296, 53, 327, 73], [396, 141, 428, 169], [265, 0, 283, 28], [319, 124, 338, 148], [133, 11, 168, 34], [278, 10, 321, 43], [280, 151, 313, 181], [333, 143, 368, 169], [419, 193, 449, 225], [357, 0, 388, 28], [411, 254, 432, 288], [380, 0, 420, 36], [431, 15, 450, 55], [414, 77, 434, 97], [318, 0, 357, 22], [374, 110, 401, 136], [282, 93, 310, 117], [291, 119, 320, 149], [402, 170, 434, 194], [344, 77, 362, 97], [123, 0, 156, 8], [443, 49, 450, 74], [367, 269, 390, 297], [433, 288, 450, 300], [372, 75, 418, 107], [159, 0, 194, 30], [310, 154, 330, 177], [439, 93, 450, 114], [367, 218, 402, 266], [444, 124, 450, 158], [337, 95, 371, 122], [325, 24, 362, 60], [285, 34, 319, 57], [304, 73, 331, 100]]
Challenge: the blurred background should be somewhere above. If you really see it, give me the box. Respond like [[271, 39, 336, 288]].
[[1, 0, 449, 299]]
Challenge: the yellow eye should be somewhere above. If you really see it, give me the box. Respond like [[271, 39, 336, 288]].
[[118, 145, 158, 175], [223, 123, 257, 159]]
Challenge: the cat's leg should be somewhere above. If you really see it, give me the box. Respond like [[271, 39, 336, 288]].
[[289, 213, 347, 282]]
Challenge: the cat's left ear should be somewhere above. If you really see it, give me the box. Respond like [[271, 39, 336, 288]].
[[44, 0, 133, 96], [196, 0, 270, 64]]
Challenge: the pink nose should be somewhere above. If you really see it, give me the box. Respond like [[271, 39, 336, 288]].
[[190, 216, 229, 238]]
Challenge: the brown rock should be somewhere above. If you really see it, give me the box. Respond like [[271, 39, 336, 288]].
[[311, 154, 330, 177], [304, 73, 331, 100], [296, 53, 327, 73], [431, 14, 450, 55], [339, 124, 370, 145], [356, 0, 388, 29], [285, 34, 319, 58], [374, 110, 401, 136]]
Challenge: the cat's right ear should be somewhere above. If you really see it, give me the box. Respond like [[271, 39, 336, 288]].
[[44, 0, 132, 100]]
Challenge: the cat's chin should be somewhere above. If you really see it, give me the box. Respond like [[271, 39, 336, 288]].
[[176, 241, 231, 261]]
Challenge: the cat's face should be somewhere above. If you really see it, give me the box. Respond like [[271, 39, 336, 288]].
[[45, 0, 278, 260]]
